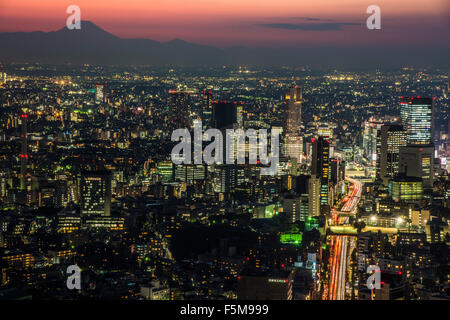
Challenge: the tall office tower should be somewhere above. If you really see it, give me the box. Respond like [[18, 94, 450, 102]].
[[311, 137, 330, 205], [237, 269, 293, 300], [400, 97, 434, 145], [284, 87, 302, 135], [80, 170, 112, 216], [201, 90, 213, 129], [308, 176, 321, 217], [212, 101, 237, 130], [95, 83, 105, 104], [379, 124, 407, 185], [19, 114, 28, 191], [169, 90, 191, 128], [399, 145, 434, 188], [284, 87, 303, 164], [362, 119, 383, 165]]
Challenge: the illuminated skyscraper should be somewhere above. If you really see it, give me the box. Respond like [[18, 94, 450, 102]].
[[284, 87, 303, 163], [284, 87, 302, 135], [379, 124, 407, 185], [400, 97, 434, 145], [362, 119, 383, 165], [80, 170, 112, 216], [312, 137, 330, 206]]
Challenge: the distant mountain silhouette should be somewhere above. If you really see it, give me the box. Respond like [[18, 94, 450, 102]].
[[0, 21, 447, 68], [0, 21, 223, 65]]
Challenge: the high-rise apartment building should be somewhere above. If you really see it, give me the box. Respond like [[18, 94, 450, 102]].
[[169, 90, 191, 128], [362, 119, 383, 166], [308, 176, 321, 217], [312, 137, 330, 205]]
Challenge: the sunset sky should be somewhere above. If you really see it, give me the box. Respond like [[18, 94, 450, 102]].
[[0, 0, 448, 48]]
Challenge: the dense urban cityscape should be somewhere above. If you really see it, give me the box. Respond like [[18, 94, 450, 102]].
[[0, 62, 448, 300], [0, 0, 448, 306]]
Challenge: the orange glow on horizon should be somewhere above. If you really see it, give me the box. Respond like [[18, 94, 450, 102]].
[[0, 0, 448, 47]]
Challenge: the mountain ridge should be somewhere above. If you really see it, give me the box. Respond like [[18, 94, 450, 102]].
[[0, 21, 448, 68]]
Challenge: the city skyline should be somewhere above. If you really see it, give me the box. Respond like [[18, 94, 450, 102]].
[[0, 63, 448, 301]]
